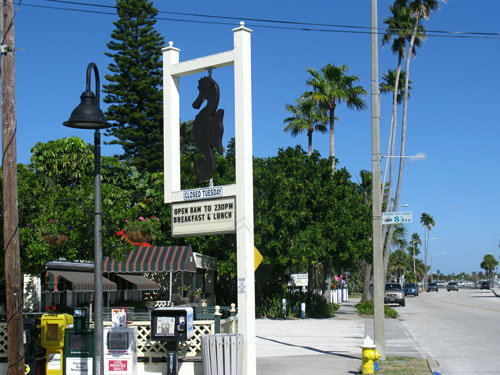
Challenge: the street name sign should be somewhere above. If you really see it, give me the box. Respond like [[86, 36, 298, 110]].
[[171, 196, 236, 237], [382, 211, 412, 225]]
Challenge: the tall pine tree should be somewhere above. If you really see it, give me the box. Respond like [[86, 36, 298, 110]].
[[103, 0, 165, 173]]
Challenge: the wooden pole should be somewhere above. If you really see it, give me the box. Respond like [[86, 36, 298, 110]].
[[371, 0, 386, 359], [1, 1, 24, 374]]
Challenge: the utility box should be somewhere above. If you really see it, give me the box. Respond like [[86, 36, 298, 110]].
[[41, 313, 74, 375], [64, 308, 93, 375], [151, 307, 194, 375], [103, 327, 137, 375], [151, 307, 194, 342]]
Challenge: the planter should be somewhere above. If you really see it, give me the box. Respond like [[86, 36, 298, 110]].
[[43, 234, 69, 246], [126, 230, 152, 243]]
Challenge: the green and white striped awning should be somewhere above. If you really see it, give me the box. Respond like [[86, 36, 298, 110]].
[[103, 246, 197, 273], [44, 270, 117, 292]]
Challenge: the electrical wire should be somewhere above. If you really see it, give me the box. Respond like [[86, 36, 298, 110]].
[[14, 0, 500, 40], [1, 0, 23, 45]]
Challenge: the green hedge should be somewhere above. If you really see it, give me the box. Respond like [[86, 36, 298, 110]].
[[355, 300, 398, 318], [257, 292, 338, 319]]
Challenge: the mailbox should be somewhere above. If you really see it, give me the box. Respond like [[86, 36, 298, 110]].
[[63, 308, 93, 375], [151, 307, 194, 375], [151, 307, 194, 342], [41, 313, 74, 375]]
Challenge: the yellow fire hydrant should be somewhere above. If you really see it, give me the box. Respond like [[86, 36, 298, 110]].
[[361, 336, 381, 374]]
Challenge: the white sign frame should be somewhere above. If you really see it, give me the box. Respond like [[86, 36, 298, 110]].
[[162, 23, 256, 375]]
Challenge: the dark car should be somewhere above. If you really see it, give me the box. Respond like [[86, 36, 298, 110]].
[[480, 281, 490, 290], [403, 282, 419, 296], [427, 282, 439, 292], [447, 281, 458, 292], [384, 283, 405, 306]]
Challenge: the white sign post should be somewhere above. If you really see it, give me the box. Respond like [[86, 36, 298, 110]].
[[163, 22, 255, 375], [382, 211, 412, 225]]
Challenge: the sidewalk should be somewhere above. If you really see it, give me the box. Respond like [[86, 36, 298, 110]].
[[256, 297, 438, 375], [256, 299, 363, 375]]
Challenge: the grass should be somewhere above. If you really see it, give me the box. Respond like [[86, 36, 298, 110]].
[[376, 356, 432, 374]]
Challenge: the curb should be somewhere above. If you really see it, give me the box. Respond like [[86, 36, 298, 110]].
[[427, 358, 441, 374]]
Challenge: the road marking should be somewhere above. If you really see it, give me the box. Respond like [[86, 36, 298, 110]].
[[440, 299, 500, 313]]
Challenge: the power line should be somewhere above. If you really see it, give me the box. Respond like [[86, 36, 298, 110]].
[[15, 0, 500, 40]]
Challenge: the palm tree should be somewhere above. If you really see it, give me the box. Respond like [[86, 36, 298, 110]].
[[480, 254, 499, 287], [395, 0, 440, 214], [408, 232, 421, 282], [420, 212, 435, 290], [305, 63, 367, 170], [381, 3, 419, 212], [381, 0, 436, 280], [379, 68, 411, 205], [283, 97, 328, 156], [357, 170, 373, 301]]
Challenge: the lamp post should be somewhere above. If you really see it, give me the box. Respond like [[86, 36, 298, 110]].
[[63, 62, 111, 375], [430, 251, 447, 283]]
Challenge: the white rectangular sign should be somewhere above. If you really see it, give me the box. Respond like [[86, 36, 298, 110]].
[[66, 357, 92, 375], [382, 211, 412, 225], [182, 186, 224, 201], [289, 273, 308, 287], [172, 196, 236, 237]]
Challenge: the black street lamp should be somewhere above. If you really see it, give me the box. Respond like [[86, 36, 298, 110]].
[[63, 62, 111, 375]]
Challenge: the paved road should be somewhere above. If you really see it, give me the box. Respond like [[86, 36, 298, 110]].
[[396, 287, 500, 375]]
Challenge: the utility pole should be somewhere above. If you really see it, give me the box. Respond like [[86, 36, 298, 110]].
[[371, 0, 386, 359], [2, 1, 24, 374]]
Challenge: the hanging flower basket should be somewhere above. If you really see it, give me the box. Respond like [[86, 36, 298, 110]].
[[122, 216, 160, 244], [43, 234, 69, 246], [125, 230, 152, 243]]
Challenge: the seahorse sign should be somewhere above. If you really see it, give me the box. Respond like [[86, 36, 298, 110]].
[[192, 75, 224, 182]]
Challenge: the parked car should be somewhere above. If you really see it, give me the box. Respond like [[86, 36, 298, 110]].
[[427, 282, 439, 292], [403, 282, 419, 296], [480, 281, 490, 290], [384, 283, 405, 306], [447, 281, 458, 292]]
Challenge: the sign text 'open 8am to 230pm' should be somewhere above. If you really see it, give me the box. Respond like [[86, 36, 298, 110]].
[[171, 196, 236, 237]]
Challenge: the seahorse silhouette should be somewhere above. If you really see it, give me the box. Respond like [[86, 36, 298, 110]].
[[192, 76, 224, 182]]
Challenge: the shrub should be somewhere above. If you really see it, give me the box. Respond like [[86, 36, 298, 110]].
[[256, 292, 336, 319], [355, 300, 398, 318]]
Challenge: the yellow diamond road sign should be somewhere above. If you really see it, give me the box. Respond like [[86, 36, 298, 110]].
[[254, 247, 263, 271]]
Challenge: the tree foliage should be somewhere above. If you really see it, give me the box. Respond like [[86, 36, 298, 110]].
[[103, 0, 165, 173], [305, 63, 367, 170], [253, 146, 371, 299], [480, 254, 498, 286], [5, 135, 373, 309]]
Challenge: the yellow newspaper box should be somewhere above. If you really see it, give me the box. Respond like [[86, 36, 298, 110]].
[[41, 313, 74, 375]]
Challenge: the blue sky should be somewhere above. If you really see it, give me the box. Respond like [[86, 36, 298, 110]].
[[7, 0, 500, 275]]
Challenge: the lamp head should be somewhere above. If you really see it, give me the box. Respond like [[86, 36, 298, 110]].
[[63, 89, 111, 130]]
